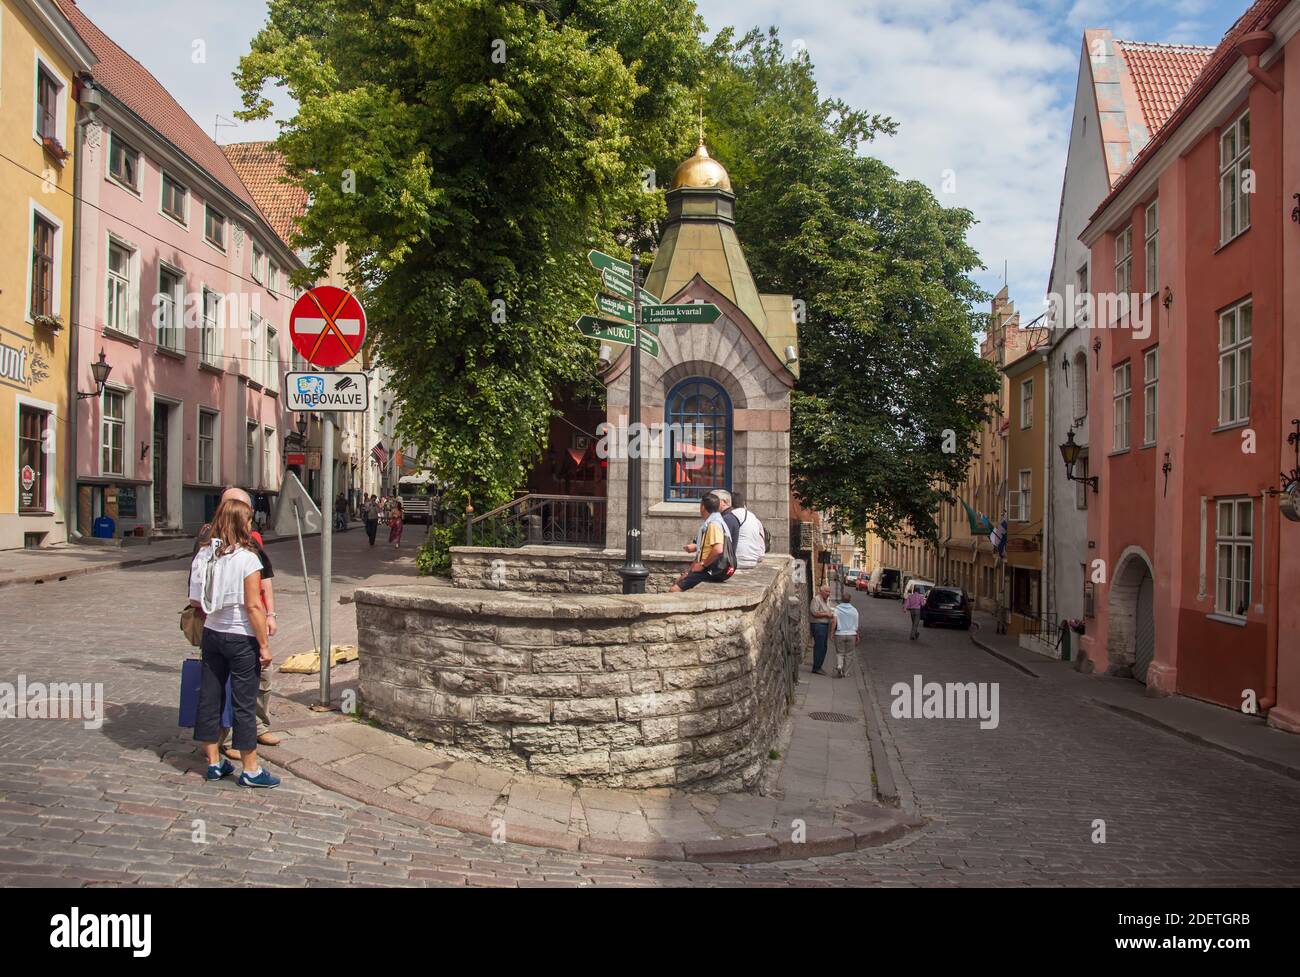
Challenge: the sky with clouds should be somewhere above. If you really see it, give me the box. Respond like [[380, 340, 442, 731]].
[[79, 0, 1245, 310]]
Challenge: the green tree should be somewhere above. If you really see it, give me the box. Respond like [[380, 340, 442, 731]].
[[701, 29, 999, 545], [236, 0, 704, 569]]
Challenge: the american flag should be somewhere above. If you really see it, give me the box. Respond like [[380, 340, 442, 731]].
[[371, 441, 389, 467]]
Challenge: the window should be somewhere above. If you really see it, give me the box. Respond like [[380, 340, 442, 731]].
[[665, 377, 732, 502], [267, 261, 279, 296], [156, 267, 183, 352], [201, 289, 221, 367], [1020, 378, 1033, 429], [1075, 263, 1090, 325], [198, 410, 217, 484], [101, 389, 127, 476], [1112, 361, 1131, 451], [36, 65, 60, 141], [108, 133, 139, 190], [1215, 499, 1253, 618], [161, 172, 187, 222], [246, 422, 258, 482], [106, 239, 135, 335], [1072, 352, 1088, 421], [1075, 453, 1089, 510], [204, 205, 226, 250], [1143, 347, 1158, 446], [1114, 227, 1132, 299], [1011, 469, 1031, 522], [263, 427, 274, 487], [266, 326, 279, 392], [251, 242, 264, 283], [1218, 299, 1251, 425], [248, 313, 262, 385], [1144, 200, 1158, 292], [18, 406, 49, 512], [1220, 110, 1251, 243], [30, 213, 56, 319]]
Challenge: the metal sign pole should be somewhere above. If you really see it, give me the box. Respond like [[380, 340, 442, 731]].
[[293, 501, 318, 657], [618, 250, 648, 595], [317, 408, 334, 707]]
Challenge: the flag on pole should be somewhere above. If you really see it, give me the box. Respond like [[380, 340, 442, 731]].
[[960, 499, 993, 536], [990, 518, 1008, 558], [371, 441, 388, 467]]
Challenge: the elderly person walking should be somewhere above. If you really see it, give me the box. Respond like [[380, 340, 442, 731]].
[[809, 583, 835, 675], [903, 586, 926, 640], [188, 497, 280, 788]]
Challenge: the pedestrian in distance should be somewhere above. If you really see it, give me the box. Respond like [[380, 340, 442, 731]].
[[904, 586, 925, 640], [364, 494, 380, 546], [670, 492, 733, 592], [334, 492, 349, 532], [809, 583, 835, 675], [833, 593, 860, 678], [188, 497, 280, 788], [389, 499, 404, 548]]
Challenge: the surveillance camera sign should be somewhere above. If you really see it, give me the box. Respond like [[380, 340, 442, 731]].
[[285, 371, 370, 412]]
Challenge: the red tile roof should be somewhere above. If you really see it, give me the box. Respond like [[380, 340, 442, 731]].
[[54, 0, 258, 213], [221, 142, 308, 249], [1092, 0, 1290, 225], [1115, 41, 1215, 134]]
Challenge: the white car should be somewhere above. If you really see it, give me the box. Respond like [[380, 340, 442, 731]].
[[902, 579, 935, 601]]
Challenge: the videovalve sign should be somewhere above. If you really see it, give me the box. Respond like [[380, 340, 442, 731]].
[[285, 371, 370, 412]]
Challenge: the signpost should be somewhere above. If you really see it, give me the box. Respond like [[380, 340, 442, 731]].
[[288, 286, 368, 711], [285, 371, 370, 412], [600, 268, 659, 305], [642, 301, 721, 326]]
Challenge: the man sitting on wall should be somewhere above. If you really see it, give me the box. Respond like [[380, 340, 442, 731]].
[[670, 492, 734, 592], [717, 490, 767, 570]]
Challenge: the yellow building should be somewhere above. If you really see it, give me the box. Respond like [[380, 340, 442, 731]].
[[1003, 344, 1048, 635], [0, 0, 93, 549]]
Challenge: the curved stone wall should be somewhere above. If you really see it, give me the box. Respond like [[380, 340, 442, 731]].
[[355, 557, 806, 790]]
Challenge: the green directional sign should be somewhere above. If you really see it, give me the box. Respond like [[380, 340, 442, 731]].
[[601, 268, 660, 305], [593, 293, 659, 336], [642, 302, 722, 325], [587, 249, 632, 275], [574, 316, 659, 359]]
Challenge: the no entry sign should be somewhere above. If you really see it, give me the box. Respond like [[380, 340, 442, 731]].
[[289, 286, 367, 369]]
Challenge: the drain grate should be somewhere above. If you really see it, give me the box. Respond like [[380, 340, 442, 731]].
[[808, 711, 858, 723]]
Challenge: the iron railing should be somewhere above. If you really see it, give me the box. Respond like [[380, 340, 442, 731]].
[[465, 494, 606, 549]]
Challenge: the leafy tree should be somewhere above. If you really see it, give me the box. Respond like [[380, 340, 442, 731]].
[[236, 0, 705, 568], [700, 29, 999, 545]]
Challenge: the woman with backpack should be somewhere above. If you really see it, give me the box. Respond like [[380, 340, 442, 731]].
[[187, 497, 280, 788]]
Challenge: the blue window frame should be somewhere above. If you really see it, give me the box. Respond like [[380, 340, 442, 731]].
[[665, 377, 732, 502]]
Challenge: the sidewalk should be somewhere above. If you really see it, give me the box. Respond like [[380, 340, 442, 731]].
[[257, 653, 920, 863], [968, 611, 1300, 782]]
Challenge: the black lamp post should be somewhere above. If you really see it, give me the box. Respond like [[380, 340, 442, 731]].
[[296, 412, 309, 439], [77, 350, 112, 400], [1059, 429, 1099, 493]]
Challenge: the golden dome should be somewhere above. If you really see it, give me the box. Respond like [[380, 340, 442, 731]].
[[669, 141, 732, 192]]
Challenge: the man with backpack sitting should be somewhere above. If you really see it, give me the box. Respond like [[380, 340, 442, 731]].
[[670, 492, 735, 592], [716, 490, 767, 570]]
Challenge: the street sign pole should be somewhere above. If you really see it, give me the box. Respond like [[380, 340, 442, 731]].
[[317, 404, 334, 708], [618, 251, 649, 595]]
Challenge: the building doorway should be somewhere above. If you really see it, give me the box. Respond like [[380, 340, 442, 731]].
[[153, 405, 169, 524], [1107, 547, 1156, 683]]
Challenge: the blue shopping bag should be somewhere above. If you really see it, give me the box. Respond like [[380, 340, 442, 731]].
[[178, 658, 233, 729]]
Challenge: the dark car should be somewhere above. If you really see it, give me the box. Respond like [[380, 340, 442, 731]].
[[921, 587, 972, 629]]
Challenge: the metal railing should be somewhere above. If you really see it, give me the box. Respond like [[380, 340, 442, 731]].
[[465, 494, 606, 549]]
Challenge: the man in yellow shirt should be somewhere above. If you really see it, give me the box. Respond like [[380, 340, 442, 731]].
[[670, 493, 732, 592]]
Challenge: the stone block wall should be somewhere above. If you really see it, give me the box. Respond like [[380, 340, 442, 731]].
[[356, 556, 808, 790], [450, 546, 693, 594]]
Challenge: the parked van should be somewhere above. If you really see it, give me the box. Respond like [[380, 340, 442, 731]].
[[903, 578, 935, 601], [870, 567, 903, 598]]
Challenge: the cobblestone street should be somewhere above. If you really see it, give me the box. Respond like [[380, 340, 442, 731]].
[[1, 541, 1299, 887]]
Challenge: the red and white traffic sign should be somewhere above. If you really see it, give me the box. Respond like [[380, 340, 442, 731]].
[[288, 285, 367, 369]]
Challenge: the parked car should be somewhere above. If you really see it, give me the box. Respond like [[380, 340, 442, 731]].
[[843, 568, 861, 589], [903, 579, 935, 602], [856, 571, 873, 591], [921, 586, 972, 629], [870, 567, 903, 598]]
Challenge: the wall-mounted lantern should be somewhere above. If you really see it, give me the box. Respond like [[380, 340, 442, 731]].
[[1059, 429, 1099, 494]]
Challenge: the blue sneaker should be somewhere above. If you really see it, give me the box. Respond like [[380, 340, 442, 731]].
[[238, 768, 281, 789], [205, 759, 235, 781]]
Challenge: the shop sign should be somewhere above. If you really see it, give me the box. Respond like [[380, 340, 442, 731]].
[[1, 336, 49, 390]]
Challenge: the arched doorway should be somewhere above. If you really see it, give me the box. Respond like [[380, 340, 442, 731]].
[[1107, 547, 1156, 683]]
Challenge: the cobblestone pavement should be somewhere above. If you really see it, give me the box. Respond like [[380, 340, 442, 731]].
[[1, 542, 1298, 887]]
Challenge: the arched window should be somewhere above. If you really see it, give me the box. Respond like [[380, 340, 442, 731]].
[[1072, 351, 1089, 421], [665, 377, 732, 502]]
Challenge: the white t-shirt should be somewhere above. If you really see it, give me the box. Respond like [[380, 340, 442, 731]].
[[189, 543, 263, 637], [731, 507, 766, 569], [833, 601, 859, 636]]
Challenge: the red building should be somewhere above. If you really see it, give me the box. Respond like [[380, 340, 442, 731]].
[[1078, 0, 1299, 731]]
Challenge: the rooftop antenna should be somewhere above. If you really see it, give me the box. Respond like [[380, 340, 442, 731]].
[[214, 114, 239, 143]]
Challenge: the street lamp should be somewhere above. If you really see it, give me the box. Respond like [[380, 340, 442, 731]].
[[1059, 429, 1099, 494], [296, 413, 309, 438], [77, 350, 112, 400]]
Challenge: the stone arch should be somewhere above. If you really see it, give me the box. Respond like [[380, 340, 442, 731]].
[[659, 358, 750, 411], [1106, 545, 1155, 679]]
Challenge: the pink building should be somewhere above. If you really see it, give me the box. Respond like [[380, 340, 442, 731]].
[[1078, 0, 1300, 731], [60, 1, 301, 536]]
